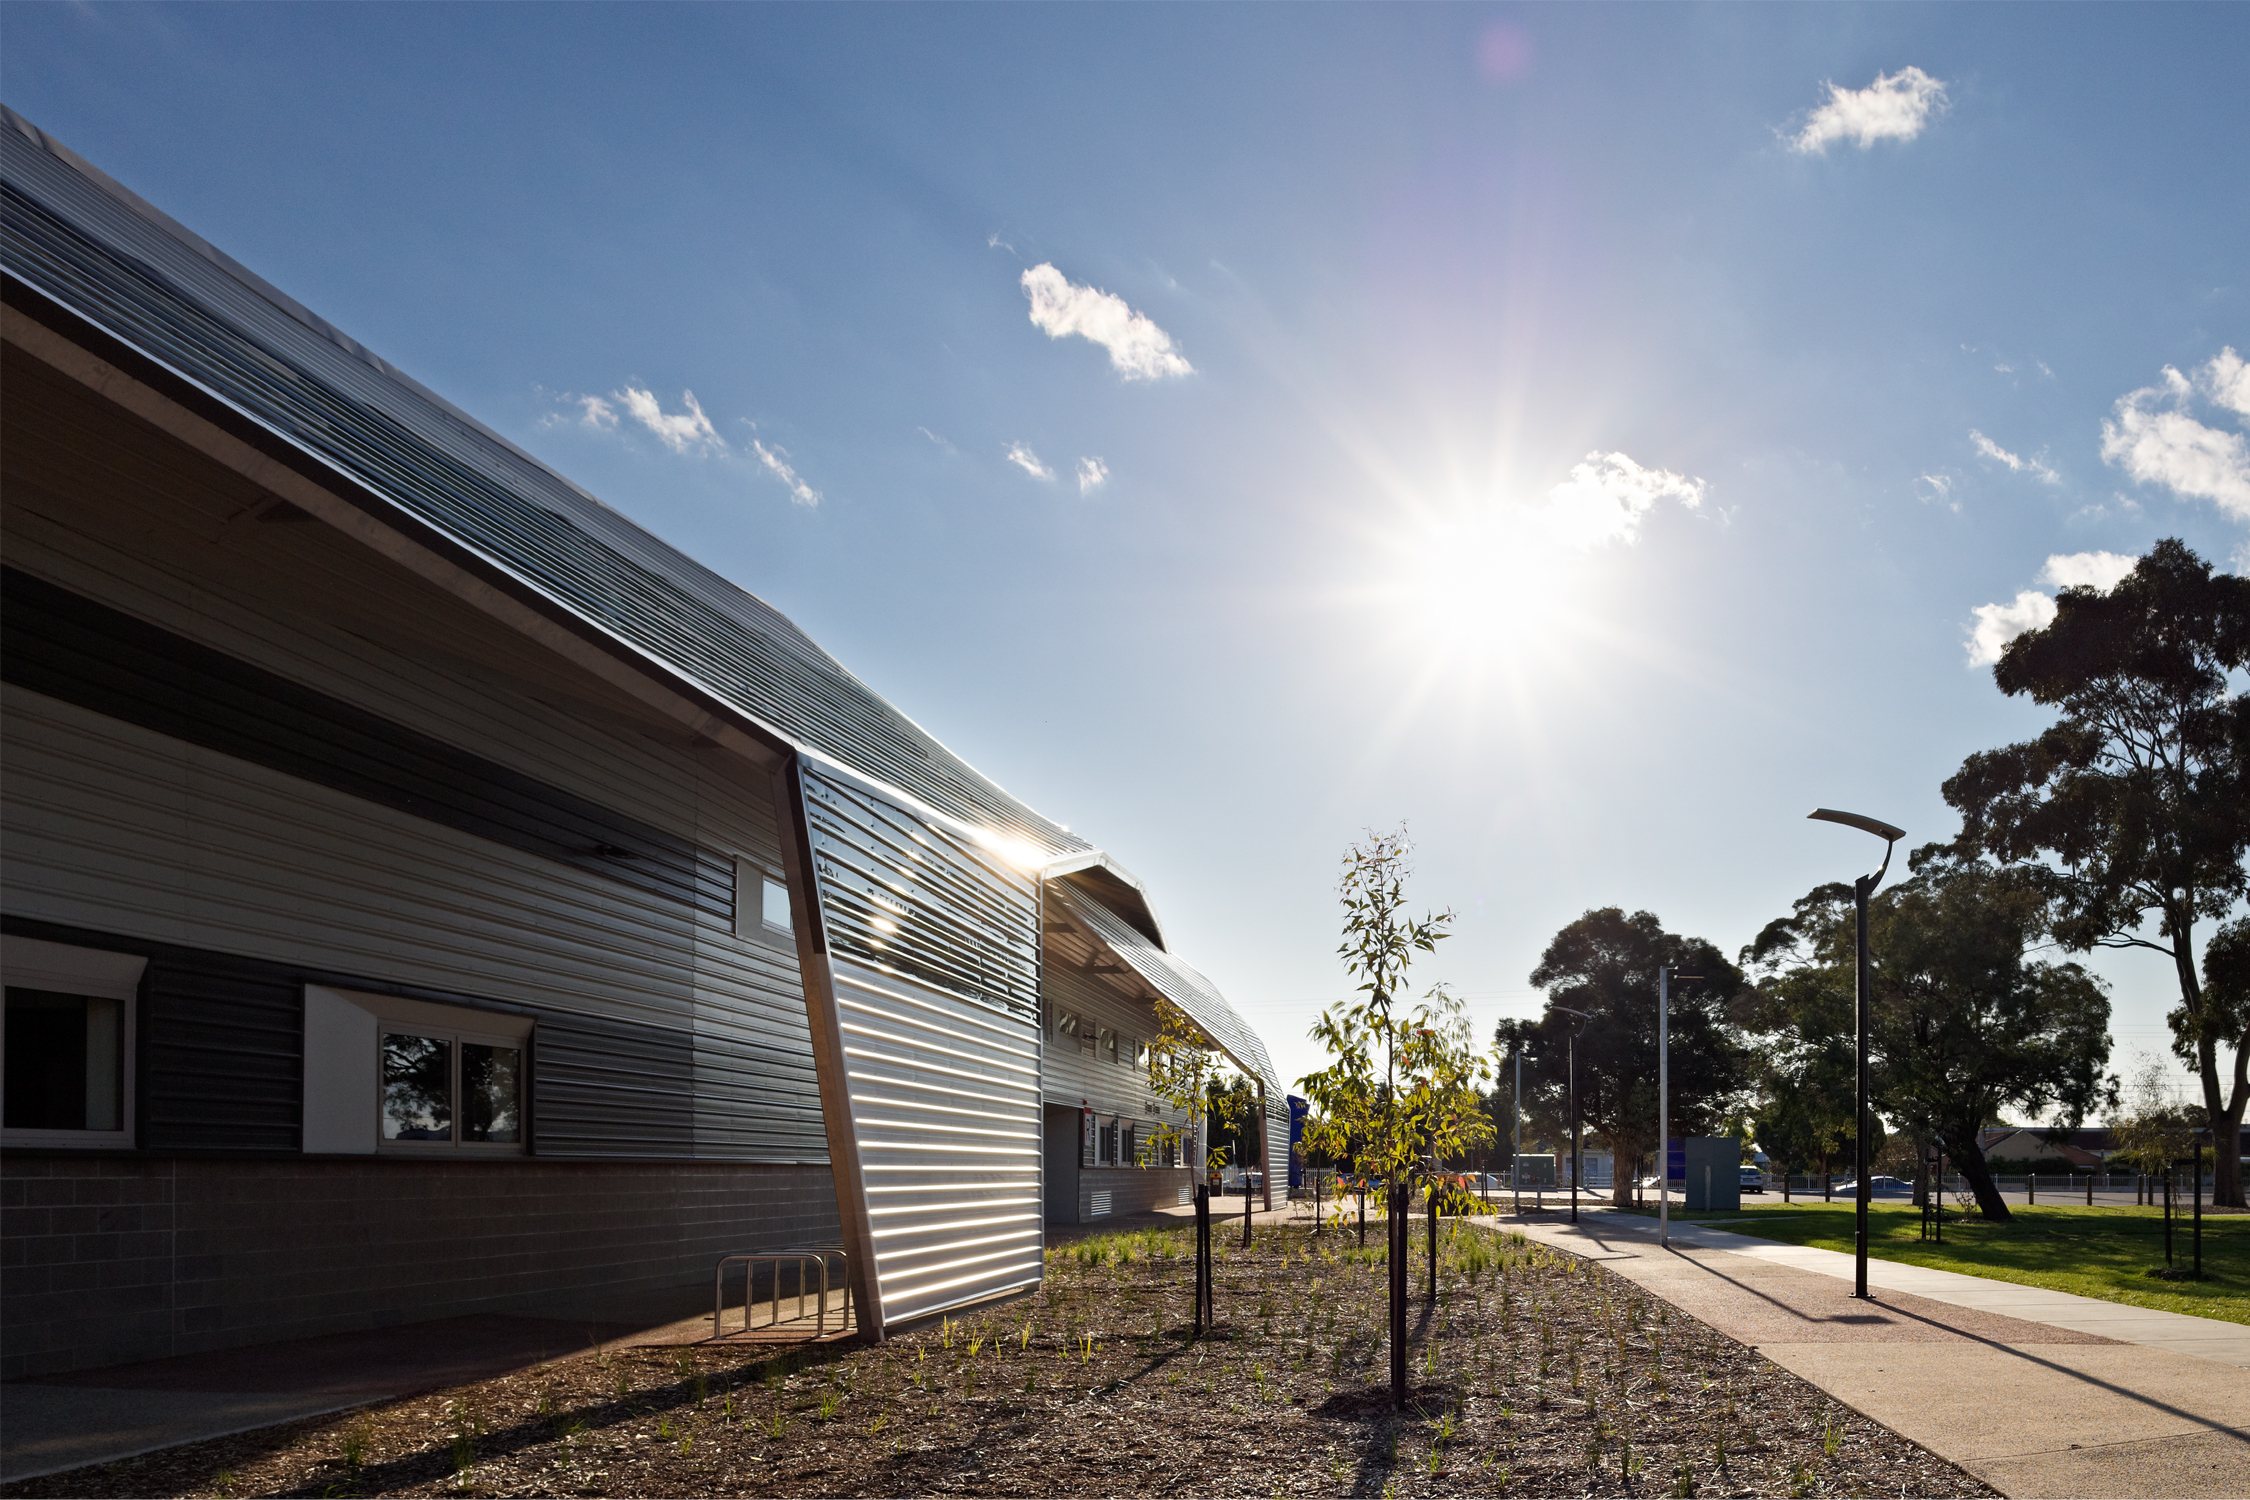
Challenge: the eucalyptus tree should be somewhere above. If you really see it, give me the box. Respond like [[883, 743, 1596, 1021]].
[[1943, 540, 2249, 1202], [1522, 908, 1751, 1206], [1743, 850, 2112, 1220]]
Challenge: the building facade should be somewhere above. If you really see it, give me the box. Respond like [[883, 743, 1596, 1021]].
[[0, 108, 1277, 1377]]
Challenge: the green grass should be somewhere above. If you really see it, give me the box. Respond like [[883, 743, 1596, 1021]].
[[1669, 1200, 2249, 1323]]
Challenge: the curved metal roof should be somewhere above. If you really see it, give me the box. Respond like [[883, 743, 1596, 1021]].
[[0, 106, 1087, 862], [1048, 881, 1279, 1102]]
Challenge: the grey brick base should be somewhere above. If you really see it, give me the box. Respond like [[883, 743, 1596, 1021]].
[[0, 1155, 839, 1380]]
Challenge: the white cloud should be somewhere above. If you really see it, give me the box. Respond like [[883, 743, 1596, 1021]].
[[2040, 550, 2137, 593], [1965, 590, 2057, 667], [2100, 353, 2250, 521], [1021, 263, 1193, 381], [1537, 451, 1706, 550], [2197, 346, 2250, 418], [616, 387, 723, 453], [749, 439, 820, 507], [1005, 442, 1054, 481], [1969, 429, 2060, 484], [1789, 66, 1948, 154], [1077, 456, 1109, 495]]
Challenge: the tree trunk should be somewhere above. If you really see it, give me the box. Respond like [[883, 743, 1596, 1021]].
[[1389, 1183, 1408, 1407], [1426, 1183, 1438, 1307], [2196, 1024, 2249, 1208], [2178, 908, 2247, 1208], [1952, 1141, 2013, 1221]]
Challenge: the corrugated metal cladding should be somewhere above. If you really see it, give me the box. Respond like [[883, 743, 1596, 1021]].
[[799, 765, 1044, 1323], [1, 113, 1087, 865], [1049, 881, 1282, 1103], [2, 567, 734, 924]]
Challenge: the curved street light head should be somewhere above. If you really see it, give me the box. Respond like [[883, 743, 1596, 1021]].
[[1807, 808, 1906, 842], [1808, 807, 1904, 890]]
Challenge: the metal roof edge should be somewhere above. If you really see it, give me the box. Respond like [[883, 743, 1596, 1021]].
[[1038, 851, 1167, 949], [1047, 882, 1279, 1100]]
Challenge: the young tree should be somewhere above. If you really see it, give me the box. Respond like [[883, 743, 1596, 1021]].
[[1943, 540, 2250, 1202], [2113, 1054, 2198, 1178], [1298, 826, 1455, 1409], [1141, 993, 1246, 1175], [1522, 909, 1751, 1207], [1743, 851, 2113, 1220]]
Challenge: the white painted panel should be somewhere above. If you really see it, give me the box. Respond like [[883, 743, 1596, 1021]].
[[301, 987, 378, 1154], [831, 958, 1044, 1325]]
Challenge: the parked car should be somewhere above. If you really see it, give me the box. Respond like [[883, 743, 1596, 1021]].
[[1740, 1167, 1769, 1194], [1832, 1176, 1914, 1198]]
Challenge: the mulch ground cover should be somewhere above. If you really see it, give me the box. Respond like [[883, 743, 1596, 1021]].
[[8, 1219, 1991, 1498]]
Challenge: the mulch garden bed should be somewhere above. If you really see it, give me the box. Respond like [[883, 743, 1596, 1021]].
[[8, 1219, 1991, 1498]]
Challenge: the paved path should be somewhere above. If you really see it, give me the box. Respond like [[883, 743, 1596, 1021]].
[[1490, 1208, 2250, 1499]]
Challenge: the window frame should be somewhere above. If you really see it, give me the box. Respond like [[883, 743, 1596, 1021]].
[[733, 857, 796, 950], [2, 937, 145, 1150], [376, 1021, 529, 1155]]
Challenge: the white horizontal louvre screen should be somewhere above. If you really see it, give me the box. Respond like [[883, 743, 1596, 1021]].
[[798, 762, 1045, 1327], [831, 958, 1044, 1323]]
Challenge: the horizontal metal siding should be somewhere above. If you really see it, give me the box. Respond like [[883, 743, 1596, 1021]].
[[1038, 965, 1164, 1120], [3, 686, 826, 1160], [139, 946, 303, 1152], [1, 566, 733, 923], [2, 121, 1088, 864], [832, 960, 1044, 1324]]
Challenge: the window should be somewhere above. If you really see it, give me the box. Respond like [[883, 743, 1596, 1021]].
[[1099, 1115, 1120, 1167], [733, 858, 794, 946], [2, 937, 144, 1149], [1122, 1123, 1139, 1166], [1100, 1027, 1117, 1065], [304, 987, 529, 1155], [380, 1027, 522, 1146]]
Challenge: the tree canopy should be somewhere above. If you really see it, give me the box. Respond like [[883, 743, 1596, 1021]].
[[1942, 538, 2249, 1201], [1522, 908, 1750, 1207], [1742, 850, 2111, 1218]]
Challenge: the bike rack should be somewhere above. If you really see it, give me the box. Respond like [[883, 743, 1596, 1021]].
[[713, 1248, 852, 1339]]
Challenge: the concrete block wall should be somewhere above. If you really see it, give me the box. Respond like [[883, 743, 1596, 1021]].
[[0, 1154, 838, 1380]]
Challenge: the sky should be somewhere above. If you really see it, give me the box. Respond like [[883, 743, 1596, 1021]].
[[7, 4, 2246, 1115]]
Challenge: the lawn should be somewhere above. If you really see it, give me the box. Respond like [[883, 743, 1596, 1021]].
[[1672, 1200, 2249, 1323], [5, 1219, 1986, 1498]]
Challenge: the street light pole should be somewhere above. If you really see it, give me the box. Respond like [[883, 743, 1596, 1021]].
[[1512, 1044, 1522, 1218], [1655, 968, 1702, 1248], [1659, 966, 1670, 1248], [1808, 807, 1904, 1301], [1551, 1006, 1591, 1225]]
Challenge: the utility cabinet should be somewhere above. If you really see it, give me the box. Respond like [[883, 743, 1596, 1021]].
[[1666, 1137, 1742, 1213]]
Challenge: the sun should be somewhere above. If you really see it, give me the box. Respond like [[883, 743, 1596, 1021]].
[[1382, 506, 1584, 667]]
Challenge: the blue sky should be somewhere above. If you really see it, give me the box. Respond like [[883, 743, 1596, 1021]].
[[8, 4, 2246, 1109]]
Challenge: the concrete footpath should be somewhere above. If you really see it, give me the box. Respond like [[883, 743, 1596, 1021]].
[[1495, 1208, 2250, 1500]]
